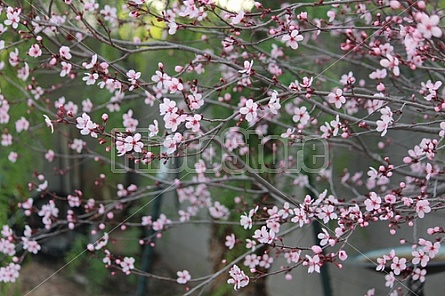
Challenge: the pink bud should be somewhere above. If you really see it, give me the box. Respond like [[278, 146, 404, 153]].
[[338, 250, 348, 261], [417, 1, 425, 9], [311, 245, 322, 254], [377, 83, 385, 92], [389, 1, 401, 9], [402, 157, 412, 164]]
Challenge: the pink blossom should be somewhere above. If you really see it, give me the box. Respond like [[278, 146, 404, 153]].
[[230, 11, 245, 25], [227, 265, 249, 290], [60, 61, 72, 77], [416, 199, 431, 218], [282, 30, 304, 50], [83, 54, 97, 69], [417, 13, 442, 39], [238, 60, 253, 75], [122, 110, 139, 132], [119, 257, 135, 275], [369, 69, 387, 80], [76, 113, 98, 138], [385, 272, 395, 288], [163, 133, 182, 154], [82, 98, 93, 112], [0, 263, 21, 283], [305, 254, 321, 273], [8, 152, 18, 163], [412, 249, 429, 267], [239, 99, 258, 123], [1, 133, 12, 146], [209, 201, 229, 219], [15, 117, 29, 132], [0, 238, 15, 256], [338, 250, 348, 261], [364, 192, 381, 212], [22, 238, 41, 254], [225, 233, 236, 249], [148, 120, 159, 137], [4, 7, 21, 29], [159, 98, 177, 118], [28, 44, 42, 57], [123, 133, 144, 153], [70, 139, 85, 153], [327, 88, 346, 108], [185, 114, 202, 132], [253, 226, 275, 244], [380, 54, 400, 76], [292, 106, 310, 125], [9, 48, 20, 67], [267, 91, 281, 114], [43, 115, 54, 133], [176, 270, 191, 284], [188, 92, 204, 110], [412, 268, 426, 282], [59, 46, 72, 60], [390, 256, 406, 275], [318, 228, 335, 247], [83, 72, 99, 85]]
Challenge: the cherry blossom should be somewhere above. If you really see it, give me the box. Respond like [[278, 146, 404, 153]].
[[43, 115, 54, 133], [380, 54, 400, 76], [2, 1, 445, 293], [22, 238, 41, 254], [4, 7, 21, 29], [412, 249, 429, 267], [176, 270, 191, 284], [28, 44, 42, 58], [225, 233, 236, 250], [0, 263, 20, 283], [253, 226, 275, 244], [76, 113, 98, 138], [327, 88, 346, 109], [123, 133, 144, 154], [238, 60, 253, 75], [239, 99, 258, 123], [227, 265, 249, 290], [148, 120, 159, 137], [187, 92, 204, 110], [412, 268, 426, 283], [282, 30, 304, 50], [119, 257, 135, 275], [70, 139, 85, 153], [390, 256, 406, 275], [83, 72, 99, 85], [415, 199, 431, 218], [185, 114, 202, 132], [59, 46, 72, 60], [267, 91, 281, 114], [385, 272, 395, 288], [60, 61, 72, 77], [292, 106, 310, 125], [305, 254, 321, 273], [15, 117, 29, 132], [417, 13, 442, 39], [163, 133, 182, 154]]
